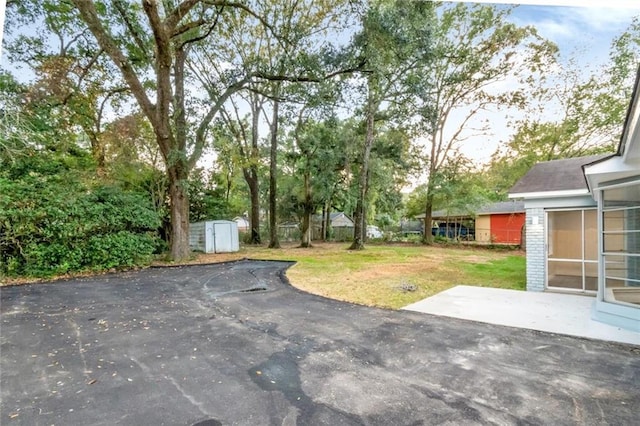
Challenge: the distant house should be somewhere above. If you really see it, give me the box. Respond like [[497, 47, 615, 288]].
[[475, 201, 525, 245], [312, 212, 354, 241], [233, 216, 250, 232], [507, 66, 640, 333], [326, 212, 354, 228], [278, 221, 300, 242]]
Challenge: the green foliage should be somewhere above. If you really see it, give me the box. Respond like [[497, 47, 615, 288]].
[[188, 168, 239, 222], [484, 17, 640, 198], [0, 152, 161, 277], [280, 118, 352, 220], [409, 2, 557, 243]]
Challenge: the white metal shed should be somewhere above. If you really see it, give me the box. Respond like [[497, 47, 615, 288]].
[[189, 220, 240, 253]]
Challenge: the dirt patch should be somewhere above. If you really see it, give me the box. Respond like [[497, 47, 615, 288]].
[[169, 252, 248, 265]]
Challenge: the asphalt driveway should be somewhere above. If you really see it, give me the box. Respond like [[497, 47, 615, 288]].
[[1, 260, 639, 425]]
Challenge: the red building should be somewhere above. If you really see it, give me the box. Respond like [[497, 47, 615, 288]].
[[475, 201, 525, 245]]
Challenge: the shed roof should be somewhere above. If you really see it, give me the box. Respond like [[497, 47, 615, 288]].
[[415, 201, 524, 220], [509, 154, 611, 196], [476, 201, 525, 215], [428, 210, 473, 219]]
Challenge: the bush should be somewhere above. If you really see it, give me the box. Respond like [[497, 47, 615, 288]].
[[0, 154, 162, 277]]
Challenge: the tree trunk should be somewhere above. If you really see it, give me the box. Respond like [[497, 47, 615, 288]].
[[268, 95, 280, 249], [322, 196, 333, 241], [349, 90, 376, 251], [244, 94, 262, 245], [422, 192, 434, 244], [351, 198, 364, 249], [321, 204, 326, 241], [245, 168, 261, 244], [300, 171, 312, 248], [301, 211, 312, 248], [88, 132, 106, 172], [168, 166, 191, 260]]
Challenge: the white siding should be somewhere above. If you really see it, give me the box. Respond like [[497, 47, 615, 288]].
[[189, 222, 206, 252]]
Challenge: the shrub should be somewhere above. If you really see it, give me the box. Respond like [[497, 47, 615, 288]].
[[0, 154, 162, 278]]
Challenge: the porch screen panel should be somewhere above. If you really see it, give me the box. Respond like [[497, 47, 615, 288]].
[[548, 211, 581, 260], [547, 209, 597, 292]]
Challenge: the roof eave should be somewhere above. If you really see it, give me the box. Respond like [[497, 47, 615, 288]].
[[508, 188, 590, 200]]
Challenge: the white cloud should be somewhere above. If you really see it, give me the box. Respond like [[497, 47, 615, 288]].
[[463, 0, 640, 8], [570, 7, 640, 31], [531, 18, 575, 40], [510, 6, 638, 42]]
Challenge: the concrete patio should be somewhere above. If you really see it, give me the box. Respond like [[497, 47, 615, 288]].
[[404, 285, 640, 346]]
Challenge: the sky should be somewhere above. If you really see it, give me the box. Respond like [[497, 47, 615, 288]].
[[0, 1, 6, 56], [444, 0, 640, 164]]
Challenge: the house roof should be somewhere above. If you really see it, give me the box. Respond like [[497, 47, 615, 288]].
[[508, 154, 611, 196], [311, 212, 354, 224], [415, 210, 472, 219], [583, 65, 640, 194]]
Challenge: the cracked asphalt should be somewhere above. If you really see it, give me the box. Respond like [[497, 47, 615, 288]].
[[1, 260, 639, 425]]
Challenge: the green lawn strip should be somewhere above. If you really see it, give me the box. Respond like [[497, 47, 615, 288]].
[[459, 255, 526, 291], [238, 244, 526, 309]]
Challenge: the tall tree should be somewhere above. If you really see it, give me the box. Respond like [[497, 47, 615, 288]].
[[282, 117, 350, 247], [191, 0, 348, 246], [4, 0, 128, 170], [216, 94, 266, 244], [366, 126, 416, 226], [411, 2, 557, 243], [189, 0, 354, 247], [348, 0, 435, 250], [69, 0, 287, 259]]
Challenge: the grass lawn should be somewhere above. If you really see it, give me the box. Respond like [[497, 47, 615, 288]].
[[188, 242, 526, 309]]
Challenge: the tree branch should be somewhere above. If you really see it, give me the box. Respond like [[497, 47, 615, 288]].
[[166, 0, 202, 30], [188, 75, 252, 169], [71, 0, 156, 121], [113, 0, 152, 63]]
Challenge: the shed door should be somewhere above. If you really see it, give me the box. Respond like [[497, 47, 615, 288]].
[[205, 223, 215, 253], [546, 209, 597, 292], [213, 222, 232, 253]]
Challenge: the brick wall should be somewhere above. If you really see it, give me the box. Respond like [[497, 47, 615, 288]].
[[525, 208, 545, 291]]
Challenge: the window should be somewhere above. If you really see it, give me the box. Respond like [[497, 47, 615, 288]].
[[602, 182, 640, 306]]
